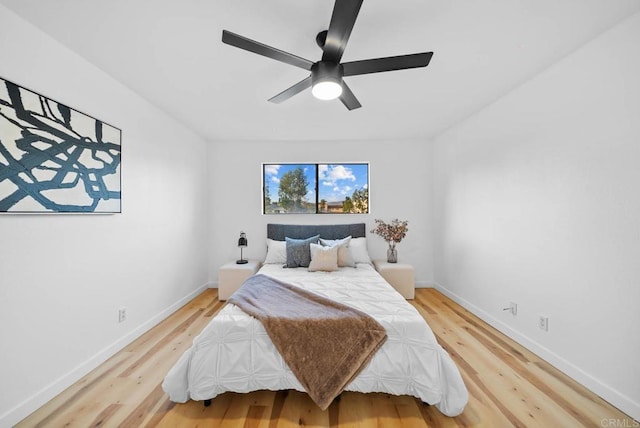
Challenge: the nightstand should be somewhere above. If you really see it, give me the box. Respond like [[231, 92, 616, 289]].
[[373, 260, 415, 299], [218, 260, 261, 301]]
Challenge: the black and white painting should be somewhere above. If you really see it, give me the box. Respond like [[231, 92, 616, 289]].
[[0, 77, 121, 213]]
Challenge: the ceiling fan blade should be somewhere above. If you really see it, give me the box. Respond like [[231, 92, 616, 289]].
[[322, 0, 363, 63], [222, 30, 313, 71], [342, 52, 434, 76], [268, 76, 313, 104], [339, 81, 361, 110]]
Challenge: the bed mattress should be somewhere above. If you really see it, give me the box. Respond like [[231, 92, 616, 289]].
[[162, 263, 468, 416]]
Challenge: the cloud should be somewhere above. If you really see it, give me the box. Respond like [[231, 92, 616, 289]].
[[271, 176, 280, 183], [327, 185, 353, 198], [264, 164, 280, 176], [320, 165, 355, 186]]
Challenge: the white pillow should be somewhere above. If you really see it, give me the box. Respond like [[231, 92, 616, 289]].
[[319, 236, 356, 268], [349, 237, 372, 264], [264, 238, 287, 264], [308, 243, 339, 272]]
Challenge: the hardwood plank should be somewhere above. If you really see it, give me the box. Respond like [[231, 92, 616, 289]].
[[141, 395, 175, 427], [118, 309, 204, 378], [88, 403, 123, 427], [269, 390, 289, 428], [336, 393, 377, 428], [15, 288, 635, 427], [20, 351, 133, 427], [370, 395, 404, 428], [118, 384, 167, 427]]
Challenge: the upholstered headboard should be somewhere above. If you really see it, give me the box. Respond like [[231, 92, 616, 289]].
[[267, 223, 366, 241]]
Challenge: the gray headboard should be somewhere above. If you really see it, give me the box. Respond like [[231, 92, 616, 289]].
[[267, 223, 366, 241]]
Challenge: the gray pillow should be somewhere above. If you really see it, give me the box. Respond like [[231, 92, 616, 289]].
[[285, 235, 320, 268]]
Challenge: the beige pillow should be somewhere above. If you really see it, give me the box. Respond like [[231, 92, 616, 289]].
[[308, 243, 339, 272], [319, 236, 356, 267]]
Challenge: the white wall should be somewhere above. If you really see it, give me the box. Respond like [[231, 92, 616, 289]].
[[207, 139, 433, 286], [432, 12, 640, 420], [0, 6, 209, 427]]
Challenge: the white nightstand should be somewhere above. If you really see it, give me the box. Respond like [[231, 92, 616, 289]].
[[218, 260, 261, 301], [373, 260, 415, 299]]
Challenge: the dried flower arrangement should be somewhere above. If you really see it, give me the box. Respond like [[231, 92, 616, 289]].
[[371, 218, 409, 243], [371, 219, 409, 263]]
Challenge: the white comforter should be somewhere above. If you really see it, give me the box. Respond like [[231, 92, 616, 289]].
[[162, 264, 468, 417]]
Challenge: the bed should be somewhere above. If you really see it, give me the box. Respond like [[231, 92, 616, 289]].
[[162, 223, 468, 417]]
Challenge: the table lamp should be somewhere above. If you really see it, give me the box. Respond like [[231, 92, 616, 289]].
[[237, 231, 248, 264]]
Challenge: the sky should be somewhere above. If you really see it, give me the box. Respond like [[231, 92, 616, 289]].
[[263, 163, 368, 204], [318, 164, 368, 202]]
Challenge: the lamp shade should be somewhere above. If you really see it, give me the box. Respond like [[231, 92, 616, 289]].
[[238, 231, 248, 247]]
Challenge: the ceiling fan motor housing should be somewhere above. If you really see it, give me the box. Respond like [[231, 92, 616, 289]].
[[311, 61, 344, 100], [311, 61, 344, 86]]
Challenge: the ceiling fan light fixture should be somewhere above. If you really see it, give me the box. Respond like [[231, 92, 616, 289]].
[[311, 62, 344, 101], [312, 80, 342, 100]]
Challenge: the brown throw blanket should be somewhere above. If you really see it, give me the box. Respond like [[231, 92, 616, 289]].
[[228, 274, 387, 410]]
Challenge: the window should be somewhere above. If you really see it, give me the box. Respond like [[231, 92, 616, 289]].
[[263, 163, 369, 214]]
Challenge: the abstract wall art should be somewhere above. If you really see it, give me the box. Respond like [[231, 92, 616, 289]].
[[0, 77, 121, 213]]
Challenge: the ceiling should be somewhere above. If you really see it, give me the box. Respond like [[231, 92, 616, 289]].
[[2, 0, 639, 142]]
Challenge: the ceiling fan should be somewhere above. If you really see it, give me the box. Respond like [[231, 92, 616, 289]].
[[221, 0, 433, 110]]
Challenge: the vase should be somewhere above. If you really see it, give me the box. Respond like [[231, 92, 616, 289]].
[[387, 243, 398, 263]]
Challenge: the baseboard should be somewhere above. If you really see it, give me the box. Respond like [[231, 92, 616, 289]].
[[0, 282, 209, 428], [433, 283, 640, 421]]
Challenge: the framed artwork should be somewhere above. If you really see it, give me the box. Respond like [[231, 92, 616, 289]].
[[0, 76, 121, 213], [263, 163, 369, 214]]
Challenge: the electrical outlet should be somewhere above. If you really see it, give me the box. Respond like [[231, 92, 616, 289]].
[[118, 307, 127, 323], [539, 316, 549, 331]]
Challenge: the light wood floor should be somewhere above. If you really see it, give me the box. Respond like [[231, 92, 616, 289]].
[[17, 288, 633, 427]]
